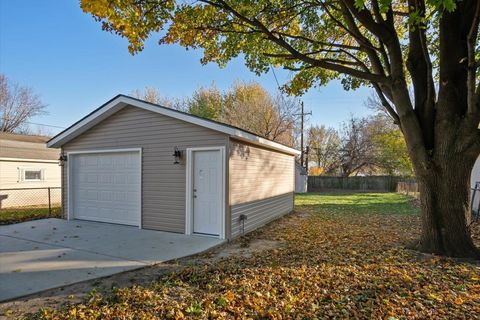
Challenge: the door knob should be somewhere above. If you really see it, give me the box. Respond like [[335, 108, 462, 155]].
[[193, 189, 197, 192], [193, 195, 197, 198]]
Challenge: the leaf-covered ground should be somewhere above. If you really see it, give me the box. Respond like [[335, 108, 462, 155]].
[[31, 193, 480, 319]]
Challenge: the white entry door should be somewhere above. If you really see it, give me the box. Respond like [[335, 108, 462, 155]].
[[70, 151, 141, 226], [192, 150, 222, 236]]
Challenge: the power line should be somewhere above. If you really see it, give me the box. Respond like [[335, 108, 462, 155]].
[[23, 122, 66, 129], [270, 65, 282, 90], [270, 64, 289, 105], [270, 65, 313, 166], [1, 116, 67, 129]]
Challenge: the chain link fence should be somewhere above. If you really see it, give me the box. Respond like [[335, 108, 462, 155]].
[[0, 187, 62, 225], [397, 180, 480, 223]]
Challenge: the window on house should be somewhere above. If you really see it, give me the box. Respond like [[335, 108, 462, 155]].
[[18, 168, 45, 182], [25, 170, 43, 181]]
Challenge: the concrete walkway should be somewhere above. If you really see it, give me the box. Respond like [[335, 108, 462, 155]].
[[0, 219, 223, 301]]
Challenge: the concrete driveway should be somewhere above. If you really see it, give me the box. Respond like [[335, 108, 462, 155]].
[[0, 219, 224, 302]]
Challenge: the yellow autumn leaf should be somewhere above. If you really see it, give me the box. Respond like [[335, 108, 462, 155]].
[[224, 290, 235, 302], [402, 274, 413, 282], [427, 293, 441, 301]]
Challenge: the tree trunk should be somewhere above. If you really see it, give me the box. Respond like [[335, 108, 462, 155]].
[[415, 151, 479, 259]]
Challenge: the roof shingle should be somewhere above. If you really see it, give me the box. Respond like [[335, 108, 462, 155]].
[[0, 132, 59, 161]]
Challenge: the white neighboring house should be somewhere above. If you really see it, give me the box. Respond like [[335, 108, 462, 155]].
[[472, 156, 480, 189], [472, 155, 480, 210], [0, 132, 61, 209]]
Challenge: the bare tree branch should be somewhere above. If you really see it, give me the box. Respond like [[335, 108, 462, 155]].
[[372, 83, 400, 124], [0, 74, 47, 133]]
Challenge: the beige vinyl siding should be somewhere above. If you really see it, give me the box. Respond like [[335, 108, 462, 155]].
[[229, 139, 294, 238], [62, 105, 228, 233], [231, 193, 293, 238]]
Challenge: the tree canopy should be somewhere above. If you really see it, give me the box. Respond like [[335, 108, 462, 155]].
[[308, 115, 413, 176], [80, 0, 480, 167]]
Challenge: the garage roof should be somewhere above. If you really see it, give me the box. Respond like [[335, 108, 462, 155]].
[[47, 95, 300, 155]]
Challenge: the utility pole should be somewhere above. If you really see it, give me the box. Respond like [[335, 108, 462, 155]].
[[305, 146, 310, 175], [295, 101, 312, 168], [300, 102, 304, 167]]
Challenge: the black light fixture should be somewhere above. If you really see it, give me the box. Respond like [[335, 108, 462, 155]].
[[58, 153, 68, 166], [173, 147, 182, 164]]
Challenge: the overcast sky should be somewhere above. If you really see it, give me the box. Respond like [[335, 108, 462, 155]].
[[0, 0, 374, 135]]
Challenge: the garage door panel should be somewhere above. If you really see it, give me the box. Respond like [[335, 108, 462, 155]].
[[85, 156, 98, 166], [126, 173, 139, 185], [71, 151, 140, 226], [114, 175, 126, 185], [99, 156, 113, 167], [99, 174, 114, 184], [99, 191, 113, 201]]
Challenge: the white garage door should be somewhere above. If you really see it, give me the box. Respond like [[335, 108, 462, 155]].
[[70, 151, 141, 226]]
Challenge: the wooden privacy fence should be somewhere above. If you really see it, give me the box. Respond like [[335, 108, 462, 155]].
[[308, 176, 402, 192], [396, 180, 419, 196]]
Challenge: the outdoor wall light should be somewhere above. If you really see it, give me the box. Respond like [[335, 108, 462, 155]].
[[173, 147, 183, 164], [58, 153, 68, 166]]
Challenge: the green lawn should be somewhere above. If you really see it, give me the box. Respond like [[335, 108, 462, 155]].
[[25, 192, 480, 319], [295, 192, 419, 215], [0, 206, 61, 225]]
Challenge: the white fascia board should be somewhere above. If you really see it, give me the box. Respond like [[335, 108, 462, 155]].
[[47, 95, 300, 156], [228, 132, 301, 155]]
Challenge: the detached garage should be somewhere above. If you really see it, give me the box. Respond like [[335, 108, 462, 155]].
[[47, 95, 299, 240]]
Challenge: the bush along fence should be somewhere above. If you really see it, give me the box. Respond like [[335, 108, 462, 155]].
[[308, 176, 409, 192], [0, 187, 61, 224]]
